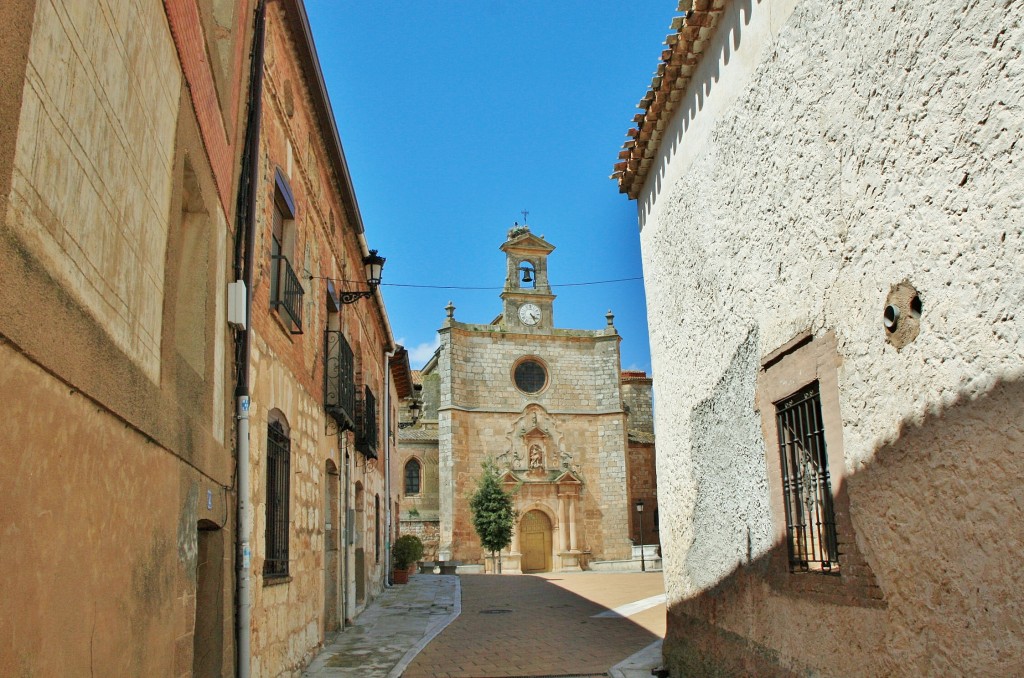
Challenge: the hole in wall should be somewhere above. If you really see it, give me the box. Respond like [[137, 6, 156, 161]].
[[910, 294, 922, 319], [884, 281, 922, 350]]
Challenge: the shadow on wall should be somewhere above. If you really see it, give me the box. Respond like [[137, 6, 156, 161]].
[[666, 375, 1024, 677]]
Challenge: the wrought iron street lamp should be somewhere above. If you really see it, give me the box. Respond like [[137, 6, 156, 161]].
[[635, 498, 646, 572], [338, 250, 386, 304], [398, 399, 421, 429]]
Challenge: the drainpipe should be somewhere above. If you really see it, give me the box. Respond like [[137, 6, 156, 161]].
[[345, 435, 355, 624], [233, 3, 266, 677], [383, 349, 394, 586], [341, 434, 350, 626]]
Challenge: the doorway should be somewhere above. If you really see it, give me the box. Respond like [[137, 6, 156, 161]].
[[324, 461, 340, 634], [193, 520, 223, 677], [354, 482, 365, 605], [520, 510, 552, 573]]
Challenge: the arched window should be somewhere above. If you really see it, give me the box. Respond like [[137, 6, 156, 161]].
[[264, 412, 291, 578], [404, 459, 422, 495]]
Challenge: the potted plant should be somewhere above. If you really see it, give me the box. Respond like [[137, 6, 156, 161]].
[[392, 534, 424, 584]]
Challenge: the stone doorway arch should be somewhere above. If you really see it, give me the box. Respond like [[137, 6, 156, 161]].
[[520, 510, 552, 573]]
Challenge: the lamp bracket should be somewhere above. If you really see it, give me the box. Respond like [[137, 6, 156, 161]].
[[338, 289, 375, 305]]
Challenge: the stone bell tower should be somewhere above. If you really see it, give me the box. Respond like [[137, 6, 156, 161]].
[[500, 224, 556, 332]]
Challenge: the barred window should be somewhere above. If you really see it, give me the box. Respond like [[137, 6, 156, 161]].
[[269, 168, 303, 333], [775, 382, 839, 573], [404, 459, 421, 495], [264, 418, 291, 578]]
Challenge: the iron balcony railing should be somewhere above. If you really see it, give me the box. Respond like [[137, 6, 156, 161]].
[[775, 382, 840, 573], [356, 385, 378, 459], [270, 237, 304, 333], [324, 330, 356, 431]]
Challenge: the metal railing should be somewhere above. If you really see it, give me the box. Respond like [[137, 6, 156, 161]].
[[270, 237, 304, 333], [775, 382, 840, 573], [324, 330, 356, 431]]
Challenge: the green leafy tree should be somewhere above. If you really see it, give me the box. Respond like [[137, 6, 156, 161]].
[[469, 459, 517, 573]]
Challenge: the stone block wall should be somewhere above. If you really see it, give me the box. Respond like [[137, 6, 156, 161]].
[[437, 318, 633, 564], [6, 0, 182, 382], [246, 4, 396, 674], [621, 372, 654, 434], [444, 324, 623, 413]]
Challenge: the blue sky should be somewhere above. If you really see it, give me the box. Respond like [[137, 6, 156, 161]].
[[305, 2, 676, 373]]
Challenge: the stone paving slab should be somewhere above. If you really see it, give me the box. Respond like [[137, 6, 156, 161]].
[[303, 575, 460, 678], [402, 572, 664, 678]]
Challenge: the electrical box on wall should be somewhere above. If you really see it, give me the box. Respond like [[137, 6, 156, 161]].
[[227, 280, 247, 330]]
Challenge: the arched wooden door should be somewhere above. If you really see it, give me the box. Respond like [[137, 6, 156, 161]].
[[520, 510, 552, 573]]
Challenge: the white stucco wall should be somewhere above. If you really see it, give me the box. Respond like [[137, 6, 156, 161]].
[[638, 0, 1023, 673]]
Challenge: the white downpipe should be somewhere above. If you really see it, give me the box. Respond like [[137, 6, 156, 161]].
[[236, 394, 252, 678]]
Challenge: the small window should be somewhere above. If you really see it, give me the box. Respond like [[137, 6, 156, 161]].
[[269, 168, 303, 333], [404, 459, 422, 495], [775, 382, 839, 573], [264, 416, 291, 578], [514, 358, 547, 394]]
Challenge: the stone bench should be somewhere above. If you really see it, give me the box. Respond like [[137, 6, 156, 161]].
[[437, 560, 460, 575]]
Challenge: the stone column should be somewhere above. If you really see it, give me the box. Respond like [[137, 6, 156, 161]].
[[557, 495, 568, 552], [568, 494, 578, 551]]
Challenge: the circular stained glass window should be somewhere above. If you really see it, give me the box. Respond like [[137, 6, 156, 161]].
[[514, 359, 547, 394]]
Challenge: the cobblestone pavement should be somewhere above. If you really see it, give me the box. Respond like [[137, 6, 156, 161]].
[[403, 571, 665, 678]]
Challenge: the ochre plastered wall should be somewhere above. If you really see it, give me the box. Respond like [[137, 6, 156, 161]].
[[0, 1, 248, 675], [636, 0, 1024, 674], [7, 0, 182, 381], [0, 340, 228, 677]]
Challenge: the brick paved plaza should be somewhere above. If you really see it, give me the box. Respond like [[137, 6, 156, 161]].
[[403, 572, 665, 678]]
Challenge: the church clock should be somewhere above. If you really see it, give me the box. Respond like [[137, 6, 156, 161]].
[[518, 303, 541, 326]]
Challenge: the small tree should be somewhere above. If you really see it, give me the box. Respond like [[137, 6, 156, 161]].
[[469, 459, 517, 573]]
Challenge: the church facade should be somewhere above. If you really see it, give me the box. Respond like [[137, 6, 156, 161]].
[[397, 225, 656, 572]]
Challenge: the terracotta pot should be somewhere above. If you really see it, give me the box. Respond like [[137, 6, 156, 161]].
[[393, 567, 410, 584]]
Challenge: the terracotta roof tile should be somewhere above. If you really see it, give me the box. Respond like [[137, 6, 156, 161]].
[[611, 0, 727, 199]]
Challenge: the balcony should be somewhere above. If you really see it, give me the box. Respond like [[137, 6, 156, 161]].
[[356, 385, 378, 459], [324, 330, 356, 431], [270, 239, 304, 333]]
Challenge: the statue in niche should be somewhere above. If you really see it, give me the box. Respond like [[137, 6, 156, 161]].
[[529, 444, 544, 469]]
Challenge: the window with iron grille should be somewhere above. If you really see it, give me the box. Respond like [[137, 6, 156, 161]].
[[324, 330, 356, 430], [404, 459, 421, 495], [264, 419, 291, 578], [774, 382, 840, 573], [356, 386, 378, 458], [269, 170, 304, 334]]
